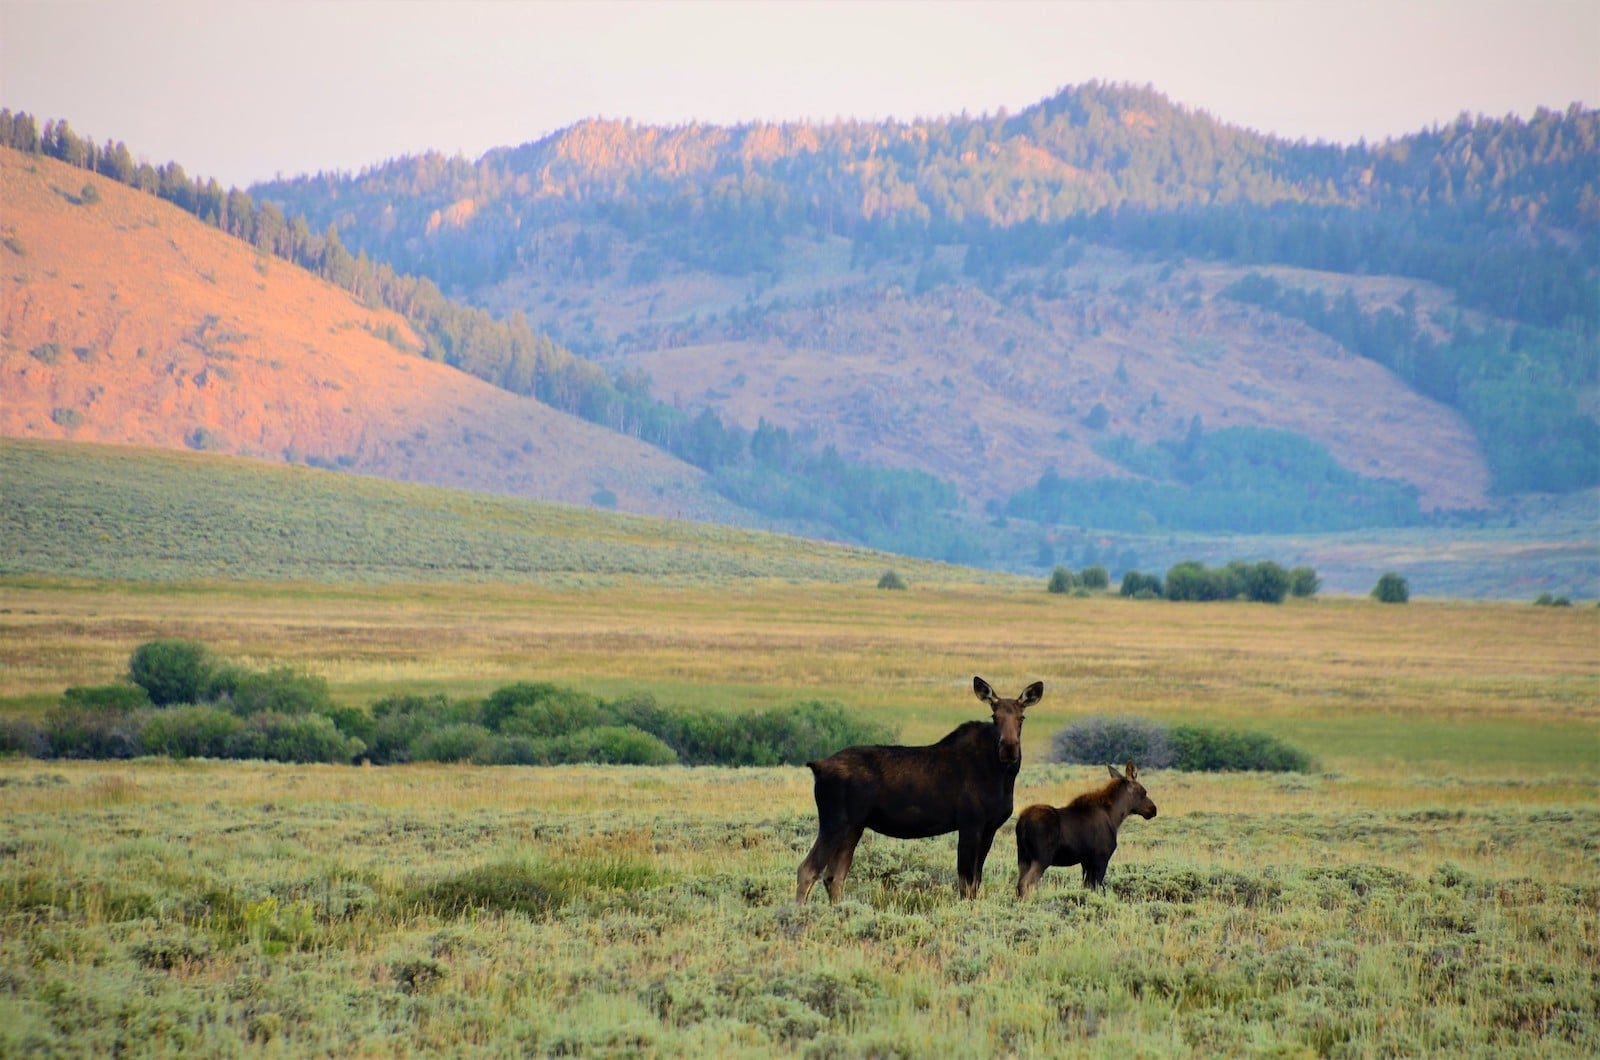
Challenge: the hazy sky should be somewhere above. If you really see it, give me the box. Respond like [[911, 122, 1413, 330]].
[[3, 0, 1595, 189]]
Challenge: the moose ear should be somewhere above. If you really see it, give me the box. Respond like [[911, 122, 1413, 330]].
[[1019, 681, 1044, 709], [1125, 761, 1138, 781], [1107, 763, 1125, 780], [972, 676, 997, 704]]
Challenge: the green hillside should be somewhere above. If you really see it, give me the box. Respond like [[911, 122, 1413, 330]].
[[0, 439, 998, 586]]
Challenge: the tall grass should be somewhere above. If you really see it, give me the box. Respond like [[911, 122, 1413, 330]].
[[0, 761, 1594, 1056]]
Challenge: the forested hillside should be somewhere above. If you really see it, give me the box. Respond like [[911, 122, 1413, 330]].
[[5, 82, 1595, 571], [251, 82, 1597, 511]]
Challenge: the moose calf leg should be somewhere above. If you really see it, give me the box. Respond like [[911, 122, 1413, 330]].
[[1016, 860, 1047, 899]]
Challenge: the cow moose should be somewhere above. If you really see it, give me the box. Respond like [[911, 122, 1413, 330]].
[[1014, 761, 1157, 898], [796, 676, 1044, 904]]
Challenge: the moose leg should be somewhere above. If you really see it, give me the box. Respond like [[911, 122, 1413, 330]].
[[797, 832, 843, 904], [956, 827, 982, 899], [1016, 858, 1048, 899], [823, 827, 864, 904]]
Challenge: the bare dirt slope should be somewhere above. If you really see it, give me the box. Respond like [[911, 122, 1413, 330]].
[[484, 235, 1491, 512], [0, 149, 749, 524]]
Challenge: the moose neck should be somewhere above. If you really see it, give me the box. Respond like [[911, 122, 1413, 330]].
[[1105, 784, 1139, 828]]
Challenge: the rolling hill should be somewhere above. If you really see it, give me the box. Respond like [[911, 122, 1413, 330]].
[[0, 147, 756, 526], [253, 83, 1598, 524]]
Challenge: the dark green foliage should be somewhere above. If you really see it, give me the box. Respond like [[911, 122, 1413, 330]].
[[1238, 561, 1290, 604], [62, 683, 150, 711], [1051, 715, 1312, 773], [1047, 566, 1074, 593], [137, 705, 244, 759], [43, 707, 141, 759], [1224, 274, 1600, 494], [366, 693, 480, 765], [1077, 565, 1110, 590], [222, 712, 365, 763], [218, 666, 332, 716], [1119, 570, 1163, 599], [876, 570, 907, 590], [411, 723, 493, 764], [607, 694, 893, 767], [1167, 726, 1312, 773], [1007, 429, 1424, 534], [483, 682, 602, 737], [127, 639, 213, 706], [1373, 572, 1411, 603], [1534, 594, 1573, 607], [1050, 716, 1174, 769], [1164, 560, 1238, 602], [1288, 566, 1321, 598], [533, 725, 679, 766]]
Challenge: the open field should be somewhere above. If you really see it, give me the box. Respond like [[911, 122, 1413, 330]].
[[1, 575, 1597, 1054]]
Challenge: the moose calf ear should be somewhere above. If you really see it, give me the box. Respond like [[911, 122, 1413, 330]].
[[972, 676, 997, 703], [1107, 763, 1124, 779], [1126, 761, 1139, 780], [1020, 681, 1044, 708]]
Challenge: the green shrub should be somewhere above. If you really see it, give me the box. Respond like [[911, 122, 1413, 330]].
[[538, 725, 679, 766], [223, 667, 332, 717], [1168, 726, 1311, 772], [62, 683, 151, 711], [127, 639, 213, 706], [483, 682, 601, 737], [1120, 570, 1163, 598], [472, 735, 543, 765], [1288, 566, 1321, 597], [137, 706, 244, 759], [1372, 572, 1410, 604], [0, 717, 47, 757], [1047, 567, 1074, 594], [1534, 593, 1572, 607], [1165, 560, 1237, 601], [45, 707, 142, 759], [411, 723, 493, 763], [319, 705, 376, 744], [876, 570, 907, 590], [607, 694, 892, 766], [1078, 564, 1110, 590], [225, 712, 365, 764], [1049, 715, 1174, 768], [1239, 561, 1291, 604]]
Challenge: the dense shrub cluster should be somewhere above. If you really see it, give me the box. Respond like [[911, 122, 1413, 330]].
[[1118, 560, 1320, 603], [2, 642, 896, 768], [1051, 715, 1312, 772]]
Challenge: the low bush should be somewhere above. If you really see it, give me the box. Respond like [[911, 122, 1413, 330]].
[[1077, 565, 1110, 590], [138, 705, 244, 759], [1119, 571, 1163, 598], [537, 725, 679, 766], [1373, 572, 1410, 603], [127, 639, 213, 706], [224, 712, 365, 764], [220, 667, 332, 717], [62, 683, 151, 711], [411, 723, 493, 764], [483, 682, 602, 738], [876, 570, 907, 590], [1049, 715, 1310, 773], [1050, 715, 1174, 769], [1047, 567, 1074, 594], [44, 706, 142, 759], [1168, 725, 1312, 772]]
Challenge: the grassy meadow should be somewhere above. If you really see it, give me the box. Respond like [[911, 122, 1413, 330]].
[[1, 573, 1597, 1056]]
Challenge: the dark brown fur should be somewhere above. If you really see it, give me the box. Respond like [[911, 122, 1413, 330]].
[[1015, 761, 1157, 897], [796, 676, 1044, 903]]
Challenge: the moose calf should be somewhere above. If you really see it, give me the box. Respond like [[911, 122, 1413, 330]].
[[1015, 761, 1157, 898]]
